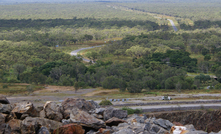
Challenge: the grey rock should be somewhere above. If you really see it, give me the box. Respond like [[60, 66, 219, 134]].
[[44, 101, 63, 122], [153, 118, 173, 131], [92, 113, 103, 119], [8, 119, 22, 134], [0, 113, 5, 124], [185, 130, 208, 134], [88, 100, 100, 108], [12, 102, 39, 118], [210, 131, 221, 134], [144, 122, 152, 131], [112, 126, 120, 132], [0, 123, 11, 134], [127, 114, 145, 123], [70, 108, 105, 130], [103, 107, 127, 121], [62, 119, 71, 125], [150, 124, 160, 133], [118, 122, 129, 128], [86, 130, 96, 134], [132, 123, 146, 133], [21, 117, 62, 133], [61, 98, 96, 119], [95, 108, 105, 114], [113, 128, 135, 134], [20, 114, 29, 120], [113, 109, 127, 119], [36, 106, 43, 112], [37, 127, 50, 134], [185, 124, 196, 131], [40, 110, 46, 118], [0, 96, 10, 104], [0, 104, 13, 114], [104, 107, 115, 121], [157, 128, 168, 134], [21, 117, 38, 134]]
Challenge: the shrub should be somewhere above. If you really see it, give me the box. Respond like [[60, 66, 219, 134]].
[[2, 85, 8, 89], [121, 107, 142, 115], [99, 100, 113, 106], [215, 83, 221, 89], [7, 78, 20, 83]]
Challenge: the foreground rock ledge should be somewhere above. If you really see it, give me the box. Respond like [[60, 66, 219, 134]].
[[0, 97, 220, 134]]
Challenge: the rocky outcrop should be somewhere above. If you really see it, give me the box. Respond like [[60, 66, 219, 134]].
[[0, 123, 11, 134], [8, 119, 22, 134], [105, 117, 127, 126], [53, 124, 85, 134], [0, 104, 13, 114], [0, 113, 5, 124], [43, 101, 63, 122], [103, 107, 127, 121], [70, 108, 105, 130], [37, 127, 50, 134], [0, 96, 214, 134], [62, 98, 96, 119], [0, 95, 10, 104], [21, 117, 62, 133], [12, 102, 39, 118]]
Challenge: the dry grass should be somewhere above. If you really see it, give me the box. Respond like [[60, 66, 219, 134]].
[[0, 83, 42, 95]]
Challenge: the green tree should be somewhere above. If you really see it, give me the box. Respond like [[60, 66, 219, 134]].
[[202, 48, 209, 56], [204, 54, 211, 61], [127, 81, 143, 93], [14, 64, 26, 80], [74, 82, 80, 93]]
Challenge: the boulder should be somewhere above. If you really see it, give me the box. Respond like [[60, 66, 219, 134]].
[[112, 109, 127, 120], [0, 96, 10, 104], [44, 101, 63, 122], [12, 102, 39, 118], [61, 98, 96, 119], [53, 123, 85, 134], [40, 110, 46, 118], [21, 117, 62, 134], [0, 123, 11, 134], [86, 130, 96, 134], [113, 128, 135, 134], [20, 114, 29, 120], [3, 113, 13, 122], [0, 104, 13, 114], [0, 113, 5, 124], [95, 108, 106, 114], [8, 119, 22, 134], [62, 119, 71, 125], [70, 108, 105, 130], [103, 107, 127, 121], [126, 114, 146, 123], [37, 127, 50, 134], [21, 117, 38, 134], [97, 128, 112, 134], [105, 117, 127, 126], [92, 113, 103, 119], [153, 118, 173, 131], [185, 124, 196, 131], [88, 100, 100, 108]]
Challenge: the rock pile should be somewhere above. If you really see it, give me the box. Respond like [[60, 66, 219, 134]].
[[0, 95, 220, 134]]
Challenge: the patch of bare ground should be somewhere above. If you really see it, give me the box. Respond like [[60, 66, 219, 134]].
[[84, 89, 119, 97]]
